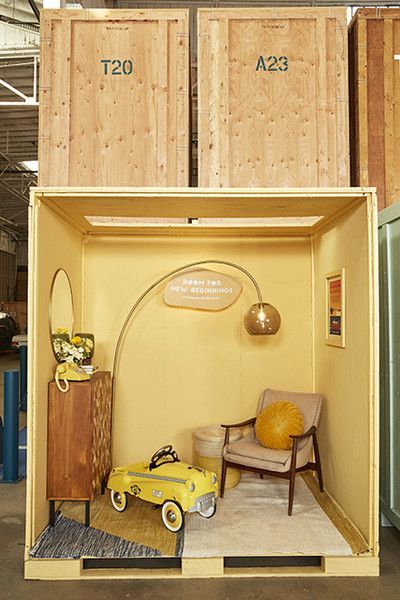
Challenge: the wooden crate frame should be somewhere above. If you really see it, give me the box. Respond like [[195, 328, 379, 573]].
[[24, 555, 379, 579], [349, 8, 400, 211], [198, 8, 350, 188], [26, 187, 379, 579], [39, 9, 190, 187]]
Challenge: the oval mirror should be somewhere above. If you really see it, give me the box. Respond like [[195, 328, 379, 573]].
[[49, 269, 74, 356]]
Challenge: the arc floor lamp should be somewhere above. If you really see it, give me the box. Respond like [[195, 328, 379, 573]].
[[112, 259, 281, 382]]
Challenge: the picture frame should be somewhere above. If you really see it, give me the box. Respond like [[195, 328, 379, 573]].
[[325, 269, 345, 348]]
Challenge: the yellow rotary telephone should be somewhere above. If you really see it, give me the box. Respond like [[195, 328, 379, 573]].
[[55, 362, 90, 392]]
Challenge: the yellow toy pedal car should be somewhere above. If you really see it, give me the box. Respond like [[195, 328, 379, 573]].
[[107, 445, 218, 532]]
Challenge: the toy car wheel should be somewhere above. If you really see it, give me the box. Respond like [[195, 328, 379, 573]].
[[161, 501, 183, 533], [110, 490, 127, 512], [199, 504, 217, 519]]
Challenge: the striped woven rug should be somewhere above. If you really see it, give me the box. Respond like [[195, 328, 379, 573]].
[[30, 512, 162, 559]]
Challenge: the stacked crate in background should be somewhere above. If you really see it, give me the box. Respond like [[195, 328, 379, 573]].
[[349, 9, 400, 211], [39, 6, 400, 210], [198, 7, 350, 188], [39, 9, 190, 187]]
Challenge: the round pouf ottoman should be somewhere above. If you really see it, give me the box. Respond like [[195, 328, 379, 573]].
[[193, 425, 243, 490]]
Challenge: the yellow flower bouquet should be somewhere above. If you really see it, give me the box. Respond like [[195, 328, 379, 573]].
[[52, 329, 95, 364]]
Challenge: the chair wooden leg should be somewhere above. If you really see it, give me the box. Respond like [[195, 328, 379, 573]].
[[288, 439, 298, 516], [313, 432, 324, 492], [220, 458, 227, 498]]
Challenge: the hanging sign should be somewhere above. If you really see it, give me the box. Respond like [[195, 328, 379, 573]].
[[163, 269, 242, 311]]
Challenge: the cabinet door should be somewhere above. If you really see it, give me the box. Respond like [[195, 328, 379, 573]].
[[91, 373, 112, 493], [47, 382, 92, 500]]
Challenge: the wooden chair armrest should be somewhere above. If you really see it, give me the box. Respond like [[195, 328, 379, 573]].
[[289, 425, 316, 440], [221, 417, 256, 429]]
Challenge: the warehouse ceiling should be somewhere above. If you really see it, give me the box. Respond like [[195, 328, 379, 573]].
[[0, 0, 40, 240]]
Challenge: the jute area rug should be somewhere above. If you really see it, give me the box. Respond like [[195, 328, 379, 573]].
[[62, 492, 182, 557], [182, 473, 353, 558]]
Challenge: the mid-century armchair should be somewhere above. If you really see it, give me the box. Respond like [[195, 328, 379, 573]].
[[220, 388, 324, 515]]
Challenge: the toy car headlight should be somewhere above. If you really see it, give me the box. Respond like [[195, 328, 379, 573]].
[[211, 474, 217, 485], [189, 482, 195, 492]]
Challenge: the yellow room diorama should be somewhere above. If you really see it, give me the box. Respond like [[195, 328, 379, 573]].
[[25, 187, 379, 579]]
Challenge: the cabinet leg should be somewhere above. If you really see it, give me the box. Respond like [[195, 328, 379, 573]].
[[85, 500, 90, 528], [49, 500, 55, 527]]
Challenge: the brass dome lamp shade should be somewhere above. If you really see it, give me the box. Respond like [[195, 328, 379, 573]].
[[112, 259, 280, 379], [244, 303, 281, 336]]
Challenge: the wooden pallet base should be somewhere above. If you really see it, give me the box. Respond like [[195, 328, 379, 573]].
[[24, 555, 379, 580]]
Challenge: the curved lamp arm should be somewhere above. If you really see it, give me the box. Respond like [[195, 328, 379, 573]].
[[112, 259, 264, 379]]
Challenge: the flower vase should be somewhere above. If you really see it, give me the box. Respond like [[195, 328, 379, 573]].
[[74, 333, 95, 365]]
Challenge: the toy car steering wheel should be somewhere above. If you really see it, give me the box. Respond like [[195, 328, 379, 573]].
[[149, 445, 180, 470]]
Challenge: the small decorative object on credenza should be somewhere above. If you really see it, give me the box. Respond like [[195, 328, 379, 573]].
[[51, 329, 95, 364], [51, 330, 96, 392], [107, 445, 218, 533]]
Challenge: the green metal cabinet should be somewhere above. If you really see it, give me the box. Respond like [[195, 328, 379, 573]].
[[379, 202, 400, 530]]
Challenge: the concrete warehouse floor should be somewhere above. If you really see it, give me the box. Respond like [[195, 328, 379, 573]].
[[1, 354, 400, 598]]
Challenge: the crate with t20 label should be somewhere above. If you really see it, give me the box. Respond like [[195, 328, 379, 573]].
[[39, 9, 189, 186], [198, 8, 349, 187]]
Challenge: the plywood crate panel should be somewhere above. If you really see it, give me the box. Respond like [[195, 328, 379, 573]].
[[39, 9, 189, 187], [198, 8, 349, 188], [349, 9, 400, 211]]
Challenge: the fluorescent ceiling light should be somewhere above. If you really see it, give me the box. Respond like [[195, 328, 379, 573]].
[[85, 216, 324, 228], [198, 217, 323, 227], [20, 160, 38, 172], [86, 217, 187, 227]]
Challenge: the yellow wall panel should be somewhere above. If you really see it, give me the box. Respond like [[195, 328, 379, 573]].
[[83, 235, 312, 465], [28, 202, 83, 545], [313, 203, 374, 543]]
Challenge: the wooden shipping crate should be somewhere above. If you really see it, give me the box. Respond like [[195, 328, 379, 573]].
[[198, 8, 349, 188], [349, 9, 400, 211], [26, 187, 379, 579], [39, 9, 190, 187]]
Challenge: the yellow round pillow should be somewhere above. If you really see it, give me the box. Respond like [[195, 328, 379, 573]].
[[255, 401, 304, 450]]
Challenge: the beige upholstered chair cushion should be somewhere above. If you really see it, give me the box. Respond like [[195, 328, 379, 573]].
[[224, 432, 313, 472], [224, 388, 324, 473]]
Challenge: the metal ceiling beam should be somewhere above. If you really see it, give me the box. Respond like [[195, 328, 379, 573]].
[[0, 15, 39, 31], [0, 148, 36, 206], [27, 0, 40, 22], [0, 55, 38, 106]]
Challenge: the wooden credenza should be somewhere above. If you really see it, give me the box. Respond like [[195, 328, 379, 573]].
[[47, 371, 112, 525]]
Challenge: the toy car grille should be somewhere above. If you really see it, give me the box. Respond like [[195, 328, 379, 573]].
[[189, 492, 215, 513]]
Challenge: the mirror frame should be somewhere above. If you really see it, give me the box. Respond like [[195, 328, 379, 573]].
[[49, 268, 75, 359]]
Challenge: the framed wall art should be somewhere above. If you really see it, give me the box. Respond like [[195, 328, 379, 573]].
[[326, 269, 345, 348]]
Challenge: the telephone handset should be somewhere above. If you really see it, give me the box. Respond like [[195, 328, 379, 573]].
[[55, 362, 90, 393]]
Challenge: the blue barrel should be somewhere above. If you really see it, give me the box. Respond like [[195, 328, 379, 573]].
[[3, 370, 19, 482], [19, 345, 27, 412]]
